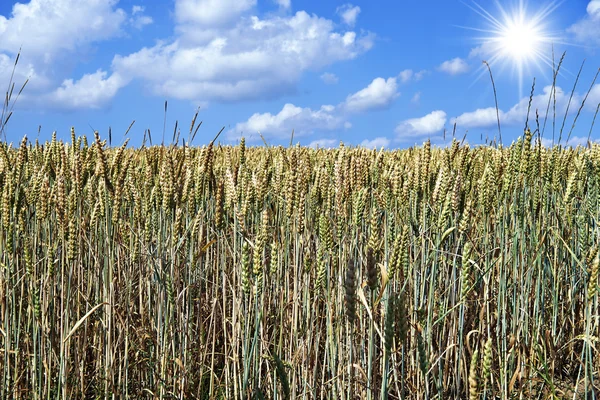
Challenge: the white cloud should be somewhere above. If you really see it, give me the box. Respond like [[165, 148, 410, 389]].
[[336, 4, 361, 27], [360, 137, 390, 148], [395, 110, 447, 138], [438, 57, 469, 75], [541, 136, 597, 148], [0, 0, 126, 60], [132, 15, 153, 29], [229, 103, 347, 139], [113, 10, 374, 103], [1, 1, 374, 111], [273, 0, 291, 10], [398, 69, 413, 83], [567, 1, 600, 45], [0, 52, 50, 91], [42, 70, 128, 110], [453, 107, 502, 128], [501, 84, 596, 123], [414, 70, 427, 80], [589, 83, 600, 106], [589, 0, 600, 14], [411, 91, 421, 104], [174, 0, 256, 27], [342, 77, 399, 113], [230, 74, 399, 141], [0, 0, 155, 111], [321, 72, 339, 84], [468, 45, 486, 59], [309, 138, 338, 148], [130, 6, 153, 29], [451, 84, 600, 130], [398, 69, 427, 83]]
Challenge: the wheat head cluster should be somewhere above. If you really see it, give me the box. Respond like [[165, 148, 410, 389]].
[[0, 126, 599, 399]]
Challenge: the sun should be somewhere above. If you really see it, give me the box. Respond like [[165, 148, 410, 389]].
[[459, 0, 566, 98], [498, 16, 543, 62]]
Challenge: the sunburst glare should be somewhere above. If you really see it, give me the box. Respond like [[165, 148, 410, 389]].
[[460, 0, 569, 98]]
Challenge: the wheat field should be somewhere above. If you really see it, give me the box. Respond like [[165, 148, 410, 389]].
[[0, 126, 599, 399]]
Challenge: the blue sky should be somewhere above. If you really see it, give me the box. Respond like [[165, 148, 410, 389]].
[[0, 0, 599, 148]]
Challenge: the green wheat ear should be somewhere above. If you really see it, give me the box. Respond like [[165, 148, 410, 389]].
[[588, 253, 599, 303], [469, 348, 480, 400]]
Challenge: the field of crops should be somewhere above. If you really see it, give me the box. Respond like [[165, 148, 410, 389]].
[[0, 127, 599, 399]]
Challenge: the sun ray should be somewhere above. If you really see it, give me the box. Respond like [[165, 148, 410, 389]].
[[459, 0, 573, 99]]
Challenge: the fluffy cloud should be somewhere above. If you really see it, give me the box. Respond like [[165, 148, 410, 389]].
[[229, 103, 348, 140], [0, 0, 146, 110], [231, 74, 400, 140], [500, 85, 567, 124], [468, 43, 491, 59], [589, 83, 600, 106], [453, 107, 502, 128], [336, 4, 361, 27], [308, 138, 338, 148], [273, 0, 291, 10], [398, 70, 413, 83], [309, 136, 390, 149], [42, 70, 128, 110], [395, 110, 447, 138], [0, 0, 126, 59], [174, 0, 256, 27], [113, 10, 374, 103], [342, 77, 399, 113], [567, 1, 600, 45], [320, 72, 339, 84], [541, 136, 597, 148], [130, 6, 153, 30], [452, 84, 600, 130], [398, 69, 427, 83], [438, 57, 469, 75], [0, 52, 50, 91], [411, 91, 421, 104], [360, 137, 390, 148], [0, 0, 374, 111]]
